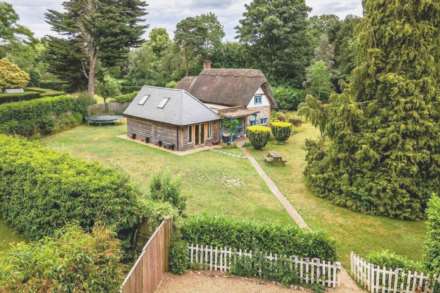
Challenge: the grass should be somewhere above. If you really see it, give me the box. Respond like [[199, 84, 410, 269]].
[[247, 122, 427, 267], [42, 124, 292, 226], [0, 221, 22, 257]]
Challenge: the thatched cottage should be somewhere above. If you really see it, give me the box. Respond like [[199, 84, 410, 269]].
[[124, 64, 276, 151]]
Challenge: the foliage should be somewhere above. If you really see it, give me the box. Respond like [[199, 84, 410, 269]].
[[246, 125, 271, 150], [0, 225, 124, 292], [425, 196, 440, 275], [0, 95, 90, 137], [0, 91, 40, 104], [305, 61, 333, 101], [150, 173, 186, 216], [0, 134, 141, 242], [112, 91, 137, 103], [0, 58, 30, 89], [97, 74, 121, 107], [181, 216, 337, 261], [366, 250, 424, 272], [271, 121, 293, 143], [45, 0, 148, 95], [169, 240, 189, 274], [237, 0, 312, 86], [272, 87, 305, 111], [303, 0, 440, 220], [175, 13, 225, 75], [212, 42, 250, 69]]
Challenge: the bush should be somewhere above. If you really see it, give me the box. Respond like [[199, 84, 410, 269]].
[[271, 121, 293, 143], [150, 173, 186, 216], [39, 80, 69, 91], [181, 216, 337, 261], [0, 95, 90, 137], [367, 250, 424, 272], [272, 87, 305, 111], [112, 91, 137, 103], [0, 91, 41, 104], [0, 225, 124, 292], [426, 196, 440, 275], [0, 58, 30, 90], [169, 240, 189, 274], [0, 135, 141, 241], [246, 125, 271, 150]]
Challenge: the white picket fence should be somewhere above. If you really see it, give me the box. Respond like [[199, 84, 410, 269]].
[[351, 252, 439, 293], [188, 244, 341, 288]]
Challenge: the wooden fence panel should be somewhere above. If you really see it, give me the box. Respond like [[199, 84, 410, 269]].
[[188, 244, 341, 288], [121, 218, 172, 293], [350, 252, 439, 293]]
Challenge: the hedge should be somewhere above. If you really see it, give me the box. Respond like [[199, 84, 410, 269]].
[[180, 216, 337, 261], [0, 225, 124, 292], [366, 250, 424, 272], [246, 125, 271, 150], [0, 88, 65, 105], [0, 95, 91, 137], [112, 91, 137, 103], [271, 121, 293, 143], [426, 196, 440, 275]]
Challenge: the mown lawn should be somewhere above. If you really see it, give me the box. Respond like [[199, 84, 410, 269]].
[[43, 124, 292, 226], [0, 221, 22, 257], [247, 122, 427, 267]]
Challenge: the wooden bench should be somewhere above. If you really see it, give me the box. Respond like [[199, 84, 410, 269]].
[[265, 151, 287, 166]]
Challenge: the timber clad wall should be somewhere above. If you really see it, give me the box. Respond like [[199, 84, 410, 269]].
[[121, 219, 173, 293], [127, 117, 221, 151]]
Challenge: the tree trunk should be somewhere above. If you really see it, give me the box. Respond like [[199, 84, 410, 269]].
[[88, 54, 97, 97]]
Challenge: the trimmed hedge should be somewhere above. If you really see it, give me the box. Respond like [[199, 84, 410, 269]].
[[246, 125, 271, 150], [366, 250, 424, 272], [426, 196, 440, 275], [0, 95, 91, 137], [0, 134, 142, 241], [181, 216, 337, 261], [112, 91, 137, 103], [0, 88, 65, 104], [0, 225, 124, 292], [271, 121, 293, 143]]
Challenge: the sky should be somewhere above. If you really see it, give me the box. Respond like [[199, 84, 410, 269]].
[[9, 0, 363, 41]]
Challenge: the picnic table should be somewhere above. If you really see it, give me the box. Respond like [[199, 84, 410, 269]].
[[265, 151, 287, 166]]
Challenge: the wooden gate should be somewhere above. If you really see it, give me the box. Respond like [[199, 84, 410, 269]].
[[121, 218, 173, 293]]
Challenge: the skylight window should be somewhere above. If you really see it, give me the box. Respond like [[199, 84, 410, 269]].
[[138, 95, 150, 105], [157, 97, 170, 109]]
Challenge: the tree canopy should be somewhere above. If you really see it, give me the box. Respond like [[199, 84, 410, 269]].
[[302, 0, 440, 220], [0, 58, 30, 90]]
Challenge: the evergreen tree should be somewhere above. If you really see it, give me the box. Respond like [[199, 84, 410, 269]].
[[45, 0, 147, 96], [237, 0, 312, 86], [303, 0, 440, 220]]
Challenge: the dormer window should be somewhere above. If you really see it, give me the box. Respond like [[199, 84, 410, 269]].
[[157, 97, 170, 109], [138, 95, 150, 105], [254, 95, 263, 105]]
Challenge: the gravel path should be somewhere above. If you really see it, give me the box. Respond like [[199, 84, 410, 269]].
[[156, 272, 311, 293]]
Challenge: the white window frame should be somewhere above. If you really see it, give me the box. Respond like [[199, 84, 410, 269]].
[[254, 95, 263, 105], [138, 95, 150, 105]]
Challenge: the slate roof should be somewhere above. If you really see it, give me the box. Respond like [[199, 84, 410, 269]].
[[123, 86, 220, 126], [176, 69, 276, 107]]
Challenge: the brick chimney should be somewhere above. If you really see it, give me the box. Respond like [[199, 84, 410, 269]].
[[203, 60, 212, 70]]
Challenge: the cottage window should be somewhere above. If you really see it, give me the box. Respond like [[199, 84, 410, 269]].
[[138, 95, 150, 105], [208, 122, 213, 138], [188, 126, 193, 143], [157, 97, 170, 109], [254, 95, 263, 105], [260, 118, 268, 125]]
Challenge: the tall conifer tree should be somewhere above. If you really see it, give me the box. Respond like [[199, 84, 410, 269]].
[[304, 0, 440, 220]]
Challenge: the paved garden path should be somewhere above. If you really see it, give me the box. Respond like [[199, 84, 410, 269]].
[[241, 147, 364, 293]]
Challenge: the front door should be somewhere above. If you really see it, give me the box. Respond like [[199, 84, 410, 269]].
[[195, 124, 200, 145]]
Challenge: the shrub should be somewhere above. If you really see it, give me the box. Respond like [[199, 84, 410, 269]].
[[150, 173, 186, 216], [181, 216, 337, 261], [169, 240, 189, 274], [0, 135, 141, 241], [272, 87, 305, 111], [246, 125, 271, 150], [112, 91, 137, 103], [0, 91, 41, 104], [0, 58, 30, 90], [367, 250, 424, 272], [426, 196, 440, 275], [0, 225, 124, 292], [39, 80, 69, 91], [0, 95, 90, 137], [271, 121, 293, 143]]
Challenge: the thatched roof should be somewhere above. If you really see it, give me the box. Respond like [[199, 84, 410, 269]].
[[176, 69, 276, 107]]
